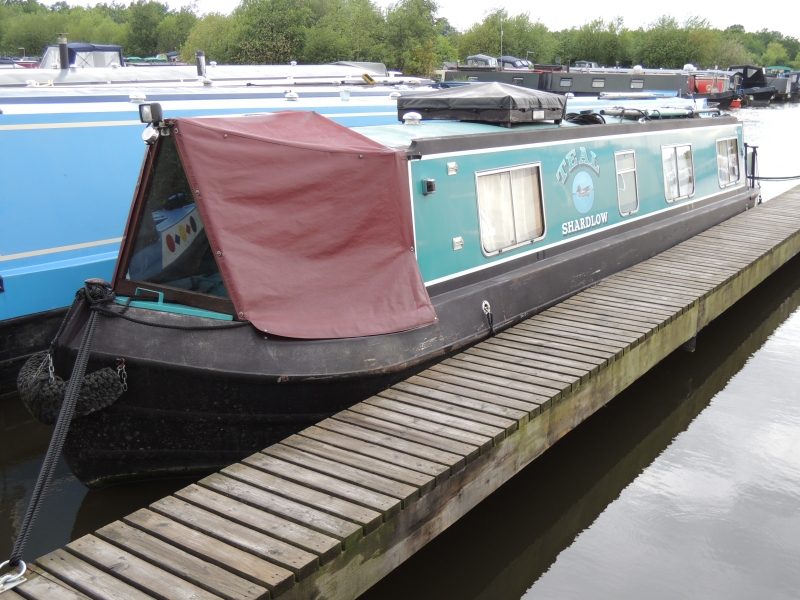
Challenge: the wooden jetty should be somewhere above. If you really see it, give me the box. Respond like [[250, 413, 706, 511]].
[[7, 184, 800, 600]]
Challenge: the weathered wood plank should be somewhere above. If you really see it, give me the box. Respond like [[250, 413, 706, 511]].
[[298, 426, 448, 484], [174, 484, 342, 565], [454, 351, 579, 390], [378, 387, 523, 431], [261, 444, 420, 507], [150, 496, 319, 580], [430, 362, 563, 399], [13, 566, 91, 600], [92, 522, 266, 600], [36, 549, 156, 600], [314, 418, 465, 471], [364, 395, 508, 442], [388, 381, 533, 423], [66, 535, 227, 600], [407, 374, 543, 413], [344, 404, 491, 456], [241, 453, 401, 519], [442, 355, 569, 398], [221, 463, 385, 532], [123, 509, 295, 595], [282, 432, 437, 493], [199, 474, 363, 549]]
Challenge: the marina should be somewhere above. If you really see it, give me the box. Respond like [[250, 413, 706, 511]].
[[3, 178, 800, 599], [2, 57, 800, 598]]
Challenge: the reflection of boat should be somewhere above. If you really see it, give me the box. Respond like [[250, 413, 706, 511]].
[[45, 84, 759, 487]]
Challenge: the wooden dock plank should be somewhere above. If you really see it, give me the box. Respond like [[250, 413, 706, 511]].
[[343, 404, 491, 456], [221, 463, 386, 532], [11, 567, 90, 600], [455, 350, 580, 389], [430, 362, 563, 399], [313, 418, 465, 472], [281, 432, 438, 493], [261, 444, 420, 507], [198, 474, 363, 549], [94, 522, 267, 600], [406, 373, 543, 413], [66, 535, 226, 600], [364, 395, 509, 442], [174, 484, 342, 565], [298, 426, 449, 485], [241, 454, 402, 519], [150, 496, 319, 580], [379, 387, 524, 431], [390, 381, 533, 422], [123, 509, 295, 595], [37, 549, 157, 600]]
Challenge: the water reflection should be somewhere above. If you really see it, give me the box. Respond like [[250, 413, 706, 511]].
[[363, 238, 800, 599]]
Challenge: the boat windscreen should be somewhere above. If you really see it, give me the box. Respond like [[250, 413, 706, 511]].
[[125, 135, 228, 298]]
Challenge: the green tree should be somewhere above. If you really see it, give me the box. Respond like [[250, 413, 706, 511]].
[[384, 0, 438, 75], [301, 0, 385, 63], [235, 0, 311, 63], [458, 10, 552, 65], [180, 13, 240, 63], [706, 35, 752, 68], [156, 7, 198, 52], [126, 0, 168, 56], [761, 41, 790, 66]]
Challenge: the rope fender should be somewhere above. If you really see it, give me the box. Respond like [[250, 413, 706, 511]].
[[16, 281, 123, 425]]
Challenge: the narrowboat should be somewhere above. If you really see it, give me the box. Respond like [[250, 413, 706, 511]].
[[0, 75, 707, 391], [29, 84, 758, 487], [729, 65, 777, 106]]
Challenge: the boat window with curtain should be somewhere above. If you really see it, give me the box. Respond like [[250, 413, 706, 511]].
[[716, 138, 740, 187], [476, 164, 545, 255], [662, 144, 695, 202], [615, 151, 639, 215]]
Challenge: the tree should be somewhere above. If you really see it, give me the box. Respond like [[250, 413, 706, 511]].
[[180, 13, 240, 63], [301, 0, 384, 63], [384, 0, 438, 75], [235, 0, 311, 63], [126, 0, 169, 56], [156, 7, 198, 52], [458, 10, 552, 65], [761, 42, 790, 66]]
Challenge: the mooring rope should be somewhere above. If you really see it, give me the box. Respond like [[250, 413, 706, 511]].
[[3, 280, 250, 580]]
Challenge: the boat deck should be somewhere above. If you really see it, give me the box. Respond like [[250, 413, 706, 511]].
[[7, 184, 800, 600]]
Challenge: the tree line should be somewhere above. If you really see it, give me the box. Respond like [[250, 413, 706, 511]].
[[1, 0, 798, 75]]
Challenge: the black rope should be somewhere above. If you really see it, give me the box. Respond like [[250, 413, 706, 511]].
[[8, 282, 101, 567], [486, 311, 495, 336], [565, 112, 606, 125]]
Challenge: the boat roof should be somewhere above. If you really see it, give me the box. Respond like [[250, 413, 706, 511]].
[[353, 120, 562, 148]]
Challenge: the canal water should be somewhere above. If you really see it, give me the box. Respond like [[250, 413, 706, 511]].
[[2, 102, 800, 595]]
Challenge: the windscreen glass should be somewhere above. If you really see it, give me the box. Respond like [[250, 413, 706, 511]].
[[126, 134, 228, 298]]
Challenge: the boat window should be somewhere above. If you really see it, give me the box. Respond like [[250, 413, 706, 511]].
[[630, 79, 644, 89], [476, 164, 545, 255], [615, 151, 639, 215], [559, 78, 573, 87], [125, 135, 228, 298], [716, 138, 740, 187], [661, 144, 695, 202], [592, 78, 605, 88]]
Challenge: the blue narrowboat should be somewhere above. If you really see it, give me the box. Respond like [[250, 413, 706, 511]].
[[21, 84, 757, 486]]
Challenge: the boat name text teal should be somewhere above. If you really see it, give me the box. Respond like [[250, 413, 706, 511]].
[[562, 212, 609, 236], [556, 147, 601, 183]]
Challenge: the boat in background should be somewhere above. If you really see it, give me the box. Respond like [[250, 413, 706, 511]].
[[729, 65, 777, 106]]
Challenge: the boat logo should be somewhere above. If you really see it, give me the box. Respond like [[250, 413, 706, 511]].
[[572, 171, 595, 213]]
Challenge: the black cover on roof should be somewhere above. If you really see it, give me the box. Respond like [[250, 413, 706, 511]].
[[398, 82, 566, 111]]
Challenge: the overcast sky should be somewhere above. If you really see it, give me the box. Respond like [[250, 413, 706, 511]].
[[70, 0, 800, 40]]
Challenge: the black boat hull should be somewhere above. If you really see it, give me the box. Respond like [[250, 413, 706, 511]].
[[53, 185, 758, 488]]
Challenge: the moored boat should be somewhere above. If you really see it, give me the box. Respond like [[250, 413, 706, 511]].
[[24, 84, 758, 486]]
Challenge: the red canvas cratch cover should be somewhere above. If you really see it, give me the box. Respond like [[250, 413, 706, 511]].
[[171, 111, 437, 339]]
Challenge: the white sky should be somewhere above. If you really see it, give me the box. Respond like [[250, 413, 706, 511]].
[[73, 0, 800, 40]]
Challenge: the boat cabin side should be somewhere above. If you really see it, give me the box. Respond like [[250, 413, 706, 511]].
[[113, 110, 745, 330]]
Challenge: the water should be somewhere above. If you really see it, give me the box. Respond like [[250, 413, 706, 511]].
[[2, 103, 800, 591]]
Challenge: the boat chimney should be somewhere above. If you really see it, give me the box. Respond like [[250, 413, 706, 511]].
[[195, 51, 206, 77], [57, 33, 68, 70], [402, 112, 422, 125]]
